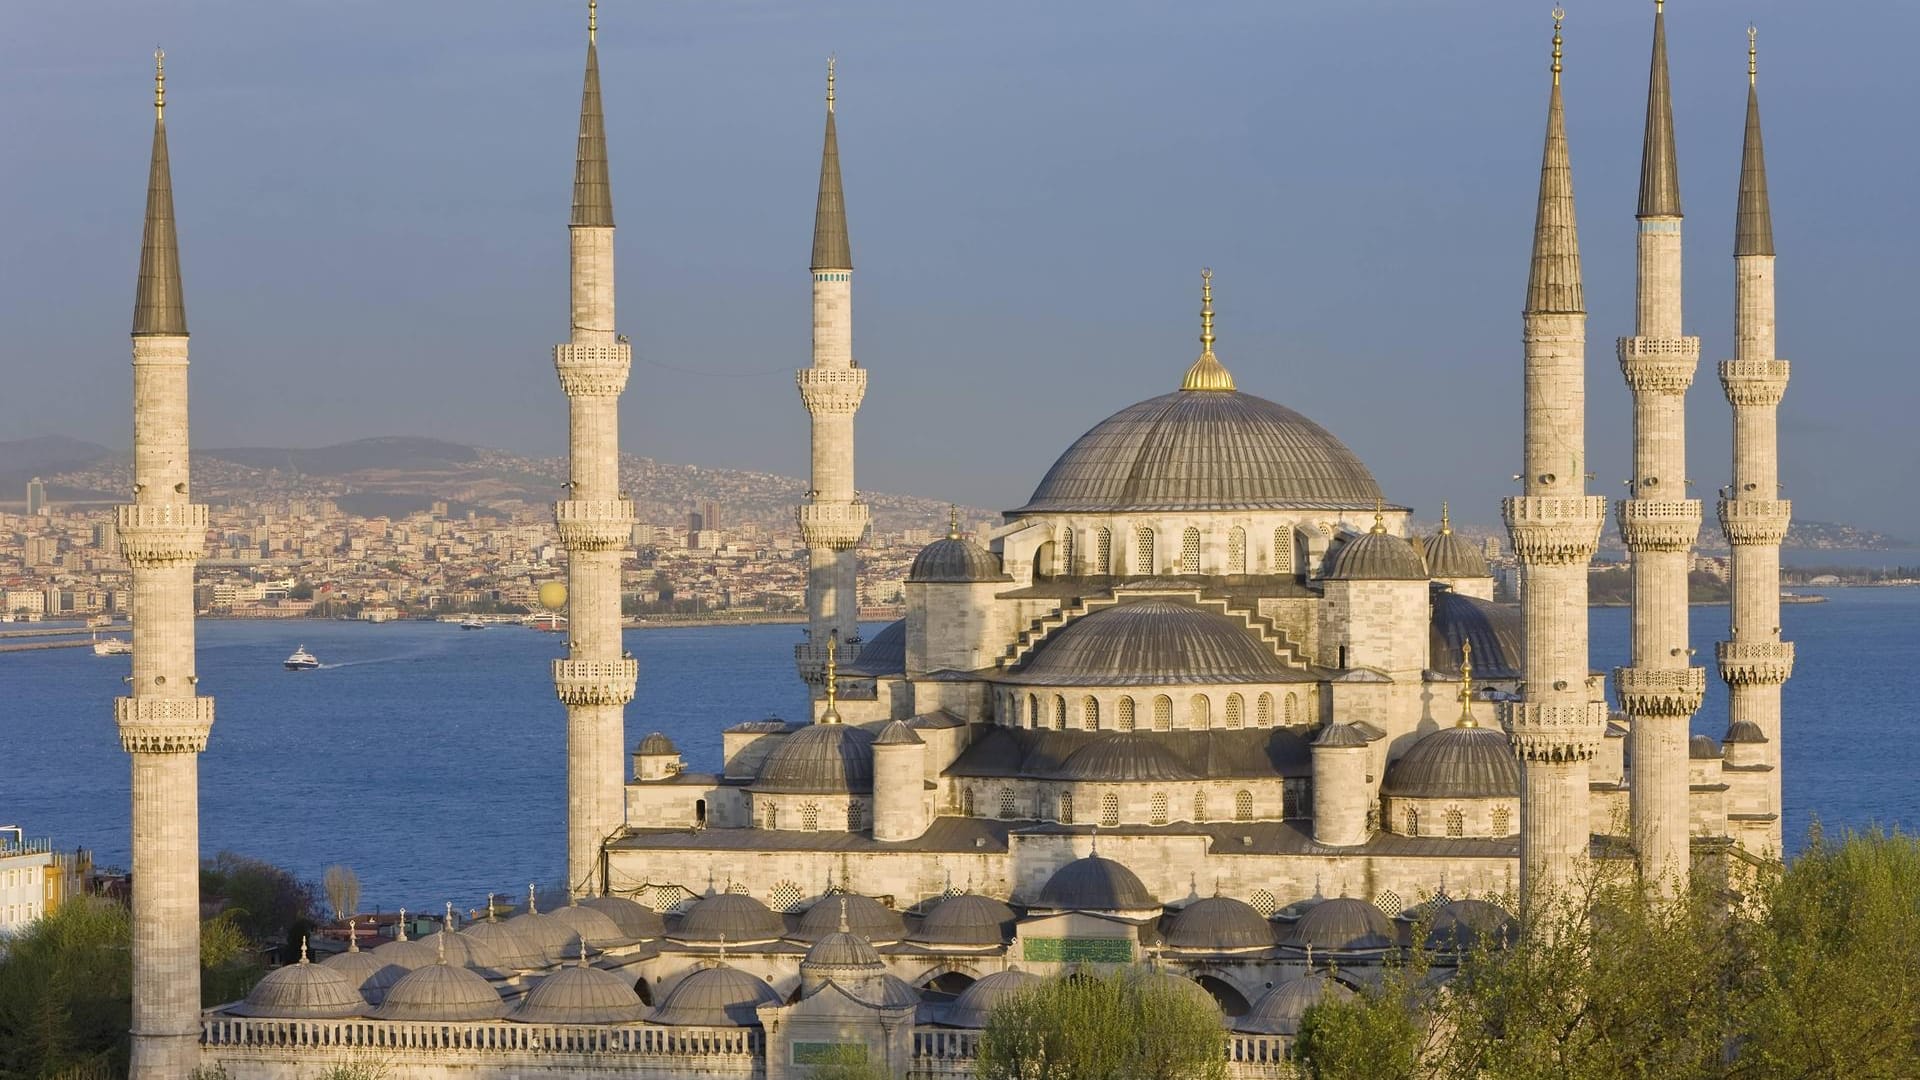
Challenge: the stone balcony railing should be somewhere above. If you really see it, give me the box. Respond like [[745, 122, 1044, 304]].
[[1717, 640, 1796, 687], [201, 1015, 763, 1058], [1502, 495, 1607, 565], [116, 502, 208, 566], [1617, 335, 1702, 394], [1719, 358, 1791, 407], [797, 501, 871, 551], [908, 1028, 1293, 1079], [1718, 498, 1791, 546], [552, 658, 639, 707], [796, 366, 869, 414], [1500, 701, 1609, 763], [553, 343, 632, 398], [1617, 498, 1702, 553], [115, 695, 215, 754], [1614, 665, 1708, 718], [553, 498, 635, 551]]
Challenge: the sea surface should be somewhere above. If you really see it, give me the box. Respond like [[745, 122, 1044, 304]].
[[2, 590, 1916, 911]]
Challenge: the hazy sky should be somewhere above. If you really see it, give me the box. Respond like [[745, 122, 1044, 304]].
[[3, 1, 1916, 536]]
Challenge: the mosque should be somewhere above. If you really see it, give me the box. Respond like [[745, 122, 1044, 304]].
[[106, 3, 1794, 1078]]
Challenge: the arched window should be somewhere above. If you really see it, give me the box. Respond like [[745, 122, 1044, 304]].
[[764, 804, 779, 830], [1227, 527, 1246, 575], [1027, 694, 1039, 729], [1153, 695, 1172, 731], [1117, 696, 1136, 731], [1284, 692, 1299, 726], [1274, 527, 1294, 573], [1136, 527, 1155, 574], [1492, 806, 1512, 835], [999, 788, 1017, 820], [1053, 695, 1067, 730], [1059, 529, 1075, 576], [1082, 696, 1099, 730], [1234, 790, 1254, 822], [1283, 778, 1310, 819], [847, 802, 864, 831], [801, 803, 819, 831], [1445, 808, 1465, 837], [1190, 694, 1211, 730], [1095, 528, 1112, 574], [1180, 528, 1201, 573], [1225, 694, 1244, 729], [1150, 793, 1169, 825], [1256, 693, 1273, 727], [1193, 791, 1209, 823], [962, 789, 975, 817], [1060, 792, 1074, 825], [1405, 807, 1419, 835], [1101, 792, 1120, 827]]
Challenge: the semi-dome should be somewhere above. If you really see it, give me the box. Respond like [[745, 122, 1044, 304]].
[[842, 618, 908, 678], [795, 893, 905, 944], [461, 919, 545, 971], [1015, 389, 1383, 514], [226, 954, 365, 1019], [370, 962, 508, 1022], [1327, 527, 1428, 581], [1165, 895, 1275, 952], [909, 532, 1009, 584], [672, 892, 786, 945], [752, 722, 875, 794], [579, 895, 666, 941], [647, 964, 781, 1026], [321, 948, 408, 1005], [1430, 591, 1523, 679], [1004, 599, 1294, 686], [1056, 733, 1200, 782], [1235, 973, 1354, 1036], [945, 970, 1043, 1028], [547, 900, 629, 950], [1382, 726, 1520, 799], [1036, 854, 1158, 913], [1285, 897, 1395, 952], [910, 893, 1018, 948], [1424, 899, 1518, 952], [510, 961, 649, 1024]]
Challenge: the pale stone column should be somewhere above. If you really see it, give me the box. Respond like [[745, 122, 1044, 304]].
[[872, 725, 928, 841]]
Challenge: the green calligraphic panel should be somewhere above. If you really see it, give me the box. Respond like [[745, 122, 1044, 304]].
[[1022, 936, 1133, 963], [793, 1042, 865, 1065]]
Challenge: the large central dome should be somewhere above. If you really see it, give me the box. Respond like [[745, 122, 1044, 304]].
[[1015, 388, 1383, 514]]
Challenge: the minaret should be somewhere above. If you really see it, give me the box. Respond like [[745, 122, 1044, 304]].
[[795, 57, 869, 691], [1716, 27, 1792, 855], [119, 49, 214, 1078], [551, 0, 637, 896], [1616, 0, 1707, 894], [1501, 12, 1610, 909]]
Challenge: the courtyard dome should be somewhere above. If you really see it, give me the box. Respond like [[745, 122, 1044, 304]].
[[461, 919, 544, 971], [1004, 599, 1293, 686], [1327, 525, 1428, 581], [1134, 970, 1223, 1018], [507, 910, 579, 965], [945, 970, 1043, 1028], [753, 722, 875, 794], [1285, 897, 1395, 952], [647, 964, 782, 1026], [909, 531, 1010, 584], [429, 928, 505, 974], [226, 952, 365, 1019], [1036, 854, 1159, 913], [579, 895, 666, 941], [371, 936, 439, 970], [796, 893, 905, 944], [910, 893, 1018, 948], [1165, 895, 1275, 952], [802, 929, 884, 972], [548, 900, 630, 949], [1056, 734, 1199, 782], [321, 949, 408, 1005], [1424, 899, 1518, 952], [509, 962, 649, 1024], [672, 892, 786, 945], [1236, 974, 1354, 1036], [370, 962, 508, 1022], [1382, 726, 1520, 799]]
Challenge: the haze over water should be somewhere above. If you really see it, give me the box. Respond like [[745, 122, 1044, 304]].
[[4, 589, 1916, 911]]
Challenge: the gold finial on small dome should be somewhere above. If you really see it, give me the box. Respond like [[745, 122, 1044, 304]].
[[1440, 501, 1452, 535], [153, 48, 166, 119], [1458, 640, 1478, 727], [821, 636, 841, 723], [299, 935, 310, 964], [1371, 497, 1387, 534], [397, 907, 409, 941], [1180, 268, 1236, 392], [948, 505, 960, 541], [348, 917, 360, 952], [1551, 9, 1564, 87], [826, 56, 836, 113], [1749, 24, 1758, 86]]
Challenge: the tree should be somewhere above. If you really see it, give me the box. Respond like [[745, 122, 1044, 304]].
[[199, 851, 317, 950], [323, 865, 361, 922], [803, 1043, 893, 1080], [977, 969, 1228, 1080]]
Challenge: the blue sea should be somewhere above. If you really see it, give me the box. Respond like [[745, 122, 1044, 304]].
[[3, 590, 1916, 911]]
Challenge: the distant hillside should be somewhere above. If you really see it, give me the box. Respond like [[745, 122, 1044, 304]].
[[204, 436, 480, 475], [0, 436, 117, 502]]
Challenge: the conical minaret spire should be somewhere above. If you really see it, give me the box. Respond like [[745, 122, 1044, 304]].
[[120, 48, 215, 1079], [1717, 25, 1793, 856], [551, 0, 638, 897], [1503, 10, 1609, 911], [796, 56, 870, 693], [1617, 0, 1707, 897]]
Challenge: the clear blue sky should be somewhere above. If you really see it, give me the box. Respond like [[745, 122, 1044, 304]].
[[3, 1, 1915, 537]]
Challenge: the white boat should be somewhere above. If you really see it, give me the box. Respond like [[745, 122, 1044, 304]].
[[284, 646, 320, 670], [92, 636, 133, 657], [458, 618, 487, 631]]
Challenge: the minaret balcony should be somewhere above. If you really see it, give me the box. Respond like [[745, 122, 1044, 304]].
[[1718, 499, 1791, 546], [796, 367, 868, 414], [1719, 359, 1790, 407], [1501, 495, 1607, 565], [1717, 640, 1795, 687], [1613, 666, 1707, 718], [115, 695, 214, 754], [552, 658, 638, 707], [554, 498, 635, 551], [554, 343, 632, 398], [1617, 498, 1702, 553], [115, 503, 208, 566], [1500, 701, 1609, 762], [1617, 336, 1702, 394], [797, 501, 870, 550]]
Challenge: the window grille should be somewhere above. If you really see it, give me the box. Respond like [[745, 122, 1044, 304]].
[[1257, 693, 1273, 727], [1059, 529, 1074, 575], [1028, 694, 1039, 729], [1228, 527, 1246, 574], [846, 802, 864, 831], [1117, 697, 1136, 731], [1053, 695, 1067, 730], [1101, 793, 1120, 827], [1250, 889, 1277, 917], [1190, 694, 1211, 730], [802, 803, 819, 831], [1283, 778, 1311, 820], [1150, 793, 1169, 825], [765, 804, 779, 829], [1181, 528, 1201, 573], [1285, 693, 1299, 726], [1445, 808, 1465, 837], [1406, 807, 1419, 835], [1235, 790, 1253, 821], [1375, 890, 1404, 918], [1060, 792, 1074, 825], [999, 788, 1017, 819], [1136, 528, 1155, 574], [1082, 697, 1099, 730], [962, 789, 974, 817], [1194, 791, 1208, 823], [1153, 696, 1172, 731], [1492, 806, 1512, 835], [1274, 528, 1293, 573], [1095, 528, 1112, 574], [771, 881, 805, 912], [1225, 694, 1244, 729]]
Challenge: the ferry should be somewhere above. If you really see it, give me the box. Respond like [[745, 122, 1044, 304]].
[[523, 612, 567, 632], [284, 646, 321, 671], [92, 636, 133, 657], [458, 618, 488, 631]]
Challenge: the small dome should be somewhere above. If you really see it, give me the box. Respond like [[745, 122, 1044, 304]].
[[636, 732, 679, 755], [226, 956, 365, 1018], [1236, 974, 1354, 1036], [547, 900, 630, 950], [371, 962, 507, 1022], [1424, 527, 1489, 579], [874, 719, 924, 747], [1424, 899, 1518, 952], [371, 936, 440, 971], [510, 962, 648, 1024], [461, 919, 544, 971], [1055, 733, 1199, 782], [579, 895, 666, 941], [672, 892, 785, 944], [647, 964, 781, 1027], [1312, 722, 1373, 749], [1382, 726, 1520, 799], [795, 894, 905, 944], [1036, 854, 1158, 913], [803, 930, 884, 972], [506, 911, 579, 965], [910, 535, 1010, 584], [1286, 898, 1395, 952], [320, 949, 408, 1005], [427, 927, 505, 974], [1690, 734, 1724, 760], [1327, 528, 1428, 581], [753, 722, 876, 794], [1165, 896, 1274, 952], [1133, 970, 1222, 1018], [1724, 720, 1768, 744], [1006, 599, 1295, 686], [910, 893, 1018, 948], [863, 974, 924, 1009], [945, 970, 1043, 1028]]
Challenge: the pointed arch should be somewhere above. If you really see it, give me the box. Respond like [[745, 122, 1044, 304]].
[[1117, 696, 1136, 731], [1189, 694, 1211, 730], [1256, 692, 1273, 727], [1152, 695, 1172, 731], [1082, 696, 1100, 730], [1225, 693, 1244, 729]]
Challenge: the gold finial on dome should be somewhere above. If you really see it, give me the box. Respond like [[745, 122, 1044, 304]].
[[821, 636, 841, 723], [588, 0, 597, 43], [1371, 496, 1387, 534], [1181, 268, 1236, 392], [153, 48, 166, 119], [1458, 640, 1478, 727], [1440, 501, 1452, 535], [1749, 24, 1758, 86], [1551, 8, 1564, 87], [948, 505, 960, 540]]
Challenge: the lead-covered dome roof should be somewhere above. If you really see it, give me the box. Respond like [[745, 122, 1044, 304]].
[[909, 535, 1010, 584], [1003, 599, 1294, 687], [579, 895, 666, 941], [370, 962, 507, 1022], [1285, 897, 1395, 952], [1382, 725, 1520, 799], [1036, 854, 1158, 913], [1236, 973, 1354, 1035], [1424, 527, 1490, 579], [796, 893, 905, 944], [945, 970, 1043, 1028], [321, 948, 408, 1005], [1327, 528, 1428, 581], [753, 721, 875, 794], [1016, 389, 1384, 514], [647, 964, 781, 1026], [1430, 591, 1523, 679], [910, 893, 1018, 948], [226, 955, 366, 1018], [1057, 733, 1200, 782], [672, 892, 786, 945], [510, 962, 649, 1024], [1165, 895, 1275, 952]]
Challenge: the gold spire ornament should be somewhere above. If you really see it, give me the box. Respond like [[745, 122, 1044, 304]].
[[948, 505, 961, 541], [1749, 24, 1758, 86], [1372, 496, 1387, 534], [1458, 641, 1478, 727], [1180, 268, 1237, 392], [153, 48, 166, 119], [1551, 8, 1564, 87], [1440, 501, 1453, 534], [588, 0, 597, 43], [827, 56, 836, 113], [821, 636, 841, 723]]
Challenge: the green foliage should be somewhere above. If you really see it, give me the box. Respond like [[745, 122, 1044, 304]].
[[0, 900, 132, 1080], [977, 969, 1228, 1080], [804, 1042, 892, 1080], [199, 851, 317, 948]]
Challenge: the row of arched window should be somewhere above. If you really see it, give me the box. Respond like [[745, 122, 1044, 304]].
[[1048, 524, 1297, 576], [1017, 690, 1301, 730], [1402, 805, 1512, 837], [762, 801, 865, 832], [964, 785, 1285, 826]]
